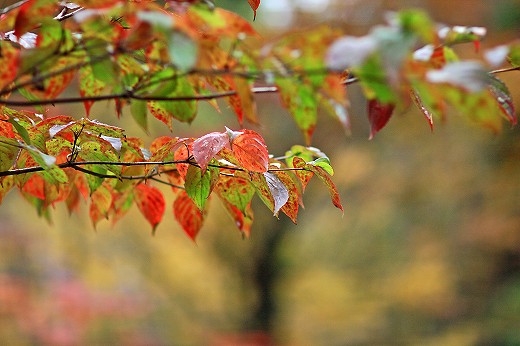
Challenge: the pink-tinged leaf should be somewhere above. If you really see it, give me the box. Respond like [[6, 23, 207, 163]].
[[488, 75, 517, 126], [134, 184, 166, 234], [368, 99, 395, 139], [308, 165, 344, 213], [174, 191, 204, 242], [231, 129, 269, 172], [247, 0, 260, 19], [411, 90, 434, 130], [193, 131, 230, 171], [89, 184, 113, 228]]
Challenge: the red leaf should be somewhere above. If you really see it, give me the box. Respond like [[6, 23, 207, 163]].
[[192, 131, 230, 171], [247, 0, 260, 20], [368, 99, 395, 139], [231, 129, 269, 172], [134, 184, 166, 234], [174, 191, 204, 242], [14, 0, 57, 37], [22, 174, 45, 200]]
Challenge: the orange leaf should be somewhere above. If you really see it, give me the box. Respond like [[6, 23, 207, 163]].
[[134, 184, 165, 234], [173, 191, 204, 242], [231, 129, 269, 173]]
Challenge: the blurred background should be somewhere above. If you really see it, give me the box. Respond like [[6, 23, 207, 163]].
[[1, 0, 520, 344]]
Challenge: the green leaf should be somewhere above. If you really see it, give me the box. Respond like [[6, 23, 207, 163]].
[[310, 157, 334, 176], [78, 141, 122, 177], [0, 138, 20, 171], [184, 164, 219, 211], [130, 100, 148, 132], [397, 9, 435, 43], [20, 144, 69, 184], [7, 117, 31, 145], [508, 43, 520, 67]]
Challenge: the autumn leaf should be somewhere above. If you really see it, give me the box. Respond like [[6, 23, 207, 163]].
[[307, 165, 344, 213], [89, 184, 113, 228], [230, 129, 269, 173], [368, 99, 395, 139], [14, 0, 58, 37], [192, 131, 230, 171], [247, 0, 260, 20], [174, 191, 204, 242], [134, 184, 166, 234], [215, 173, 255, 215]]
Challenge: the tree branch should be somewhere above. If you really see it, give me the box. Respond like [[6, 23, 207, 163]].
[[0, 158, 312, 178]]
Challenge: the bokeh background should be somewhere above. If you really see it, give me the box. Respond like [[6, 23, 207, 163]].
[[1, 0, 520, 344]]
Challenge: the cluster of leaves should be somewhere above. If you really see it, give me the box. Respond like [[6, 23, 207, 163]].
[[326, 10, 520, 136], [0, 0, 518, 239], [0, 110, 342, 239]]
